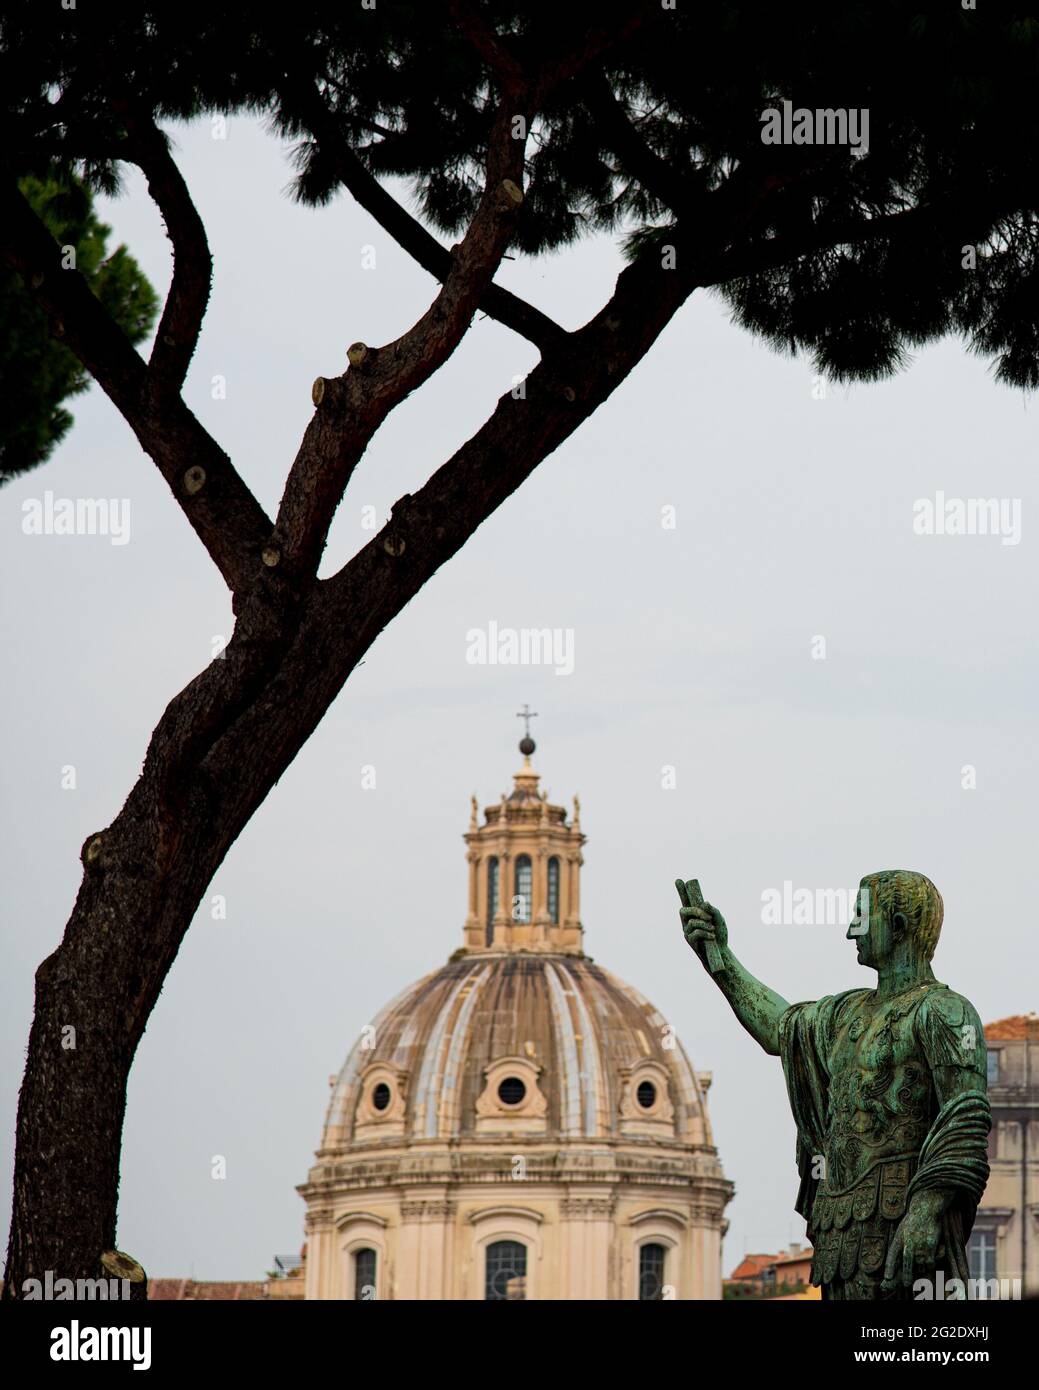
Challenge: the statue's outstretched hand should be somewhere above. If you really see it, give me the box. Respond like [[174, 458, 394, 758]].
[[676, 879, 728, 969]]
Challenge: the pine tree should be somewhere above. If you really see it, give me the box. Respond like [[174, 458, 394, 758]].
[[0, 176, 157, 481]]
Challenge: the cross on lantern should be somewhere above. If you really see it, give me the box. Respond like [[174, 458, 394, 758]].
[[516, 705, 538, 739]]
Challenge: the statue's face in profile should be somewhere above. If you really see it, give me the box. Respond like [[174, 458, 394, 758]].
[[847, 878, 891, 969]]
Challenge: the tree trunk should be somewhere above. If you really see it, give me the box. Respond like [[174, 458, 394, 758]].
[[3, 573, 352, 1295]]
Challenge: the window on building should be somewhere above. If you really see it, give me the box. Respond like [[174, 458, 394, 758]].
[[968, 1228, 997, 1283], [353, 1247, 377, 1300], [486, 857, 499, 947], [514, 855, 532, 923], [987, 1049, 1000, 1084], [636, 1080, 657, 1110], [485, 1240, 527, 1300], [638, 1243, 667, 1300], [497, 1076, 526, 1106], [547, 857, 560, 924]]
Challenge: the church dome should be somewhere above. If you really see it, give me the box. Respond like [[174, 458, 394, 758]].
[[299, 734, 733, 1301], [323, 951, 713, 1149]]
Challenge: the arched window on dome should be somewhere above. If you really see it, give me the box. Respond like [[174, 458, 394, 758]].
[[638, 1242, 667, 1301], [547, 856, 560, 924], [486, 857, 499, 947], [353, 1247, 377, 1301], [513, 855, 532, 923], [485, 1240, 527, 1300]]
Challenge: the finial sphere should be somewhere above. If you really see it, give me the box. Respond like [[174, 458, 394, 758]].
[[519, 735, 536, 756]]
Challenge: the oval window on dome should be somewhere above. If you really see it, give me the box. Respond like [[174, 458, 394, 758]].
[[497, 1076, 526, 1106], [636, 1080, 657, 1110], [372, 1082, 392, 1112]]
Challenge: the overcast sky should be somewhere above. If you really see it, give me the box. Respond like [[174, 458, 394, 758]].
[[2, 115, 1035, 1282]]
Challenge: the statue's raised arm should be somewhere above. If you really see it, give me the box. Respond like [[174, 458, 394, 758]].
[[676, 878, 791, 1056]]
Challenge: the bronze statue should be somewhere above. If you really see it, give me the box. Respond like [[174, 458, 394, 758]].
[[677, 871, 991, 1299]]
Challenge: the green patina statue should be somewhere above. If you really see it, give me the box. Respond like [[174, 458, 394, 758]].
[[677, 871, 991, 1300]]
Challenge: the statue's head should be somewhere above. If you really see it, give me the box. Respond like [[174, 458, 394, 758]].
[[846, 870, 943, 969]]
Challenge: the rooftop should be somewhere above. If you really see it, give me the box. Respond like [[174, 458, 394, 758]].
[[986, 1013, 1039, 1041]]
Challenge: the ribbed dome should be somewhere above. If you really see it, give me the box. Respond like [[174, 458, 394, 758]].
[[323, 951, 712, 1148]]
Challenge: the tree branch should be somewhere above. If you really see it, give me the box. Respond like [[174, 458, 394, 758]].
[[321, 170, 1005, 645], [117, 107, 212, 396], [322, 230, 701, 645], [581, 71, 698, 217], [448, 0, 658, 103], [533, 4, 659, 99], [273, 95, 539, 575], [0, 181, 271, 594], [699, 183, 1024, 287], [288, 81, 565, 353], [448, 0, 526, 97]]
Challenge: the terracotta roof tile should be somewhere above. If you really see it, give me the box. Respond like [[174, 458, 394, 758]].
[[986, 1014, 1039, 1040], [729, 1253, 778, 1279]]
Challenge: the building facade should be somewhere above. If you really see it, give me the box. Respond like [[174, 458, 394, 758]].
[[298, 740, 733, 1300], [972, 1014, 1039, 1296]]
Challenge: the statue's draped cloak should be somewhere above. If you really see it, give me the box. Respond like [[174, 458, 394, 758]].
[[778, 985, 991, 1294]]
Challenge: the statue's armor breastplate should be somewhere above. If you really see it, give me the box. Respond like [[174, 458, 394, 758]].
[[823, 995, 933, 1190]]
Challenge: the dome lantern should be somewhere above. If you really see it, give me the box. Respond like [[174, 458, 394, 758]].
[[462, 722, 584, 954]]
